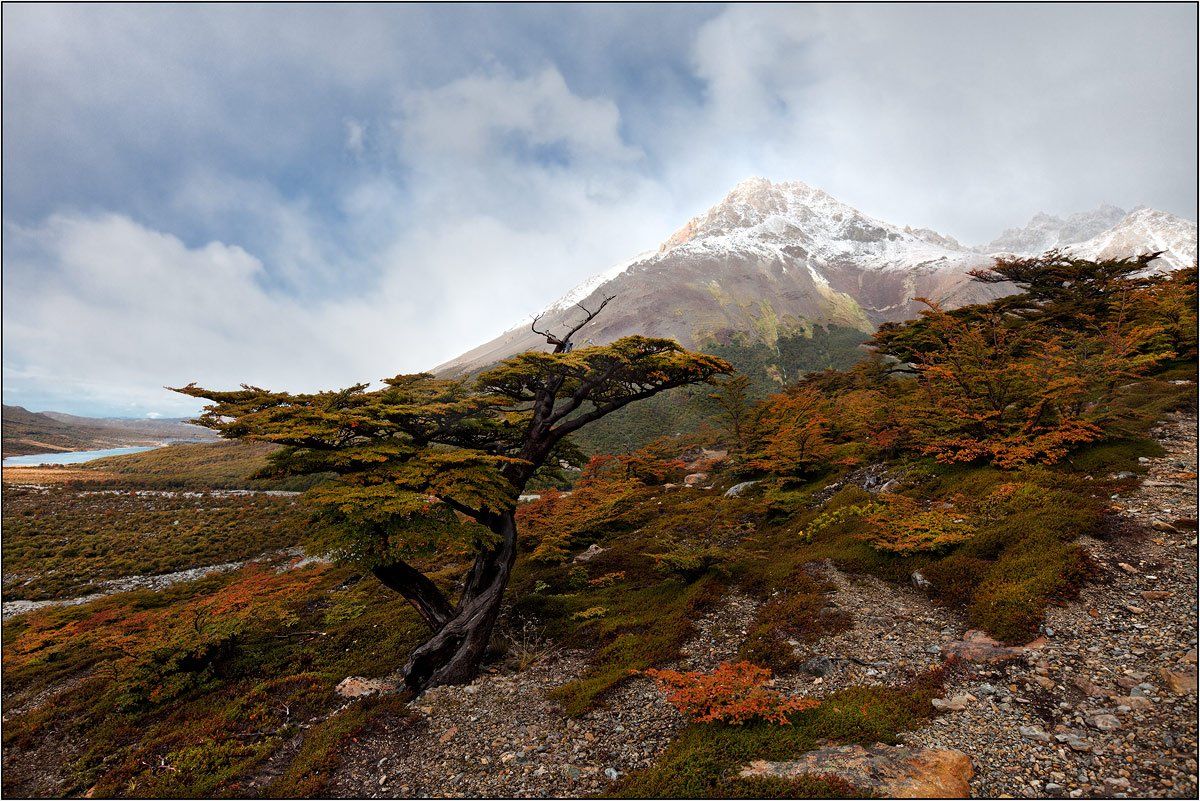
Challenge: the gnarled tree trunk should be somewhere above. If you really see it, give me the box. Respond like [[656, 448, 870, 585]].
[[399, 510, 518, 692]]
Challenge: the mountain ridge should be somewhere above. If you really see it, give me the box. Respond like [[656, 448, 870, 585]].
[[1, 404, 216, 457], [435, 178, 1196, 376]]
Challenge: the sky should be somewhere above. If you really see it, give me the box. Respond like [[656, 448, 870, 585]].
[[2, 3, 1197, 418]]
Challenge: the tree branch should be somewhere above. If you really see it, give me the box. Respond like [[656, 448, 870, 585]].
[[372, 560, 455, 630]]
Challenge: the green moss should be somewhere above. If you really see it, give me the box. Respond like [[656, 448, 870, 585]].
[[265, 693, 414, 798], [614, 671, 942, 797], [739, 574, 852, 671], [546, 577, 722, 715]]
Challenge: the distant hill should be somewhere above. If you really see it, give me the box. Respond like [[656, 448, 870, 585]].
[[1, 404, 216, 456]]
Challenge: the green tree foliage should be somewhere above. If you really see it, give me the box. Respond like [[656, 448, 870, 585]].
[[174, 301, 731, 690]]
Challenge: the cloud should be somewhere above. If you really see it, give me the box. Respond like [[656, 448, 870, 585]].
[[1, 3, 1195, 416], [680, 4, 1198, 239]]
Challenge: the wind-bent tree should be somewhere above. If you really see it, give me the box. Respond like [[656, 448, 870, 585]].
[[173, 300, 732, 691]]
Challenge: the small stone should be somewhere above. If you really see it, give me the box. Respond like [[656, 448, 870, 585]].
[[1113, 695, 1154, 710], [1020, 726, 1052, 743], [1159, 666, 1198, 694], [335, 676, 397, 698], [800, 656, 835, 677], [931, 695, 970, 712]]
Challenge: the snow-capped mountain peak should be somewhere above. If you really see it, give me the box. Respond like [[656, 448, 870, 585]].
[[978, 203, 1128, 255], [1067, 207, 1197, 269], [656, 177, 964, 274], [434, 177, 1195, 377]]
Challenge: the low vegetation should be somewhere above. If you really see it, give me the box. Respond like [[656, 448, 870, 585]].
[[2, 256, 1195, 797]]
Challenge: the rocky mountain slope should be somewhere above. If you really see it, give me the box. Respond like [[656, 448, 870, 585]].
[[436, 179, 1196, 376], [977, 204, 1128, 255]]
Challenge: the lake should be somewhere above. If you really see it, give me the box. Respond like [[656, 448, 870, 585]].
[[2, 446, 160, 467]]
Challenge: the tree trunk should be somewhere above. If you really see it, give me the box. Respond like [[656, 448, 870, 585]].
[[399, 511, 518, 692]]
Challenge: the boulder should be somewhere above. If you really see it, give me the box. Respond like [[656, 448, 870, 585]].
[[941, 630, 1025, 664], [740, 744, 974, 798], [335, 676, 398, 698], [1160, 666, 1198, 694], [574, 543, 607, 562], [724, 480, 759, 498]]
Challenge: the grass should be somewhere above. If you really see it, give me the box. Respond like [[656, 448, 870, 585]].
[[2, 560, 428, 798], [611, 669, 944, 797], [1, 484, 308, 600], [83, 440, 319, 491]]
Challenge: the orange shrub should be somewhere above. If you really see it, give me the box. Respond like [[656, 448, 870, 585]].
[[643, 661, 817, 725]]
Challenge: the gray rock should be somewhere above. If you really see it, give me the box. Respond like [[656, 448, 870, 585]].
[[723, 480, 759, 498], [800, 656, 835, 677], [574, 544, 607, 562], [1019, 725, 1052, 743]]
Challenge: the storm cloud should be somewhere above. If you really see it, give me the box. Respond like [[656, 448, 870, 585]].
[[2, 3, 1196, 415]]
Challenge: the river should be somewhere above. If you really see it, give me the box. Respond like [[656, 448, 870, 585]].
[[2, 445, 161, 467]]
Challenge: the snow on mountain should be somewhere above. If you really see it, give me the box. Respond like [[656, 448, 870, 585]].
[[434, 178, 1196, 377], [1066, 208, 1197, 269], [656, 177, 969, 271], [977, 204, 1128, 255]]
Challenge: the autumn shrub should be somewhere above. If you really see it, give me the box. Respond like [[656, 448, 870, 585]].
[[739, 576, 852, 671], [858, 494, 974, 555], [745, 386, 833, 476], [615, 669, 944, 797], [644, 661, 818, 725], [649, 545, 728, 581]]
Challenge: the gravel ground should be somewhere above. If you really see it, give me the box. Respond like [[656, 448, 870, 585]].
[[905, 411, 1199, 798], [328, 413, 1197, 799], [775, 562, 964, 699], [327, 592, 762, 798]]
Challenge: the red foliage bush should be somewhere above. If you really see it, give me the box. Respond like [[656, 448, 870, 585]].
[[643, 660, 818, 725]]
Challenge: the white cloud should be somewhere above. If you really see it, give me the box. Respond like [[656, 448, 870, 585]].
[[1, 4, 1195, 416], [344, 119, 367, 158]]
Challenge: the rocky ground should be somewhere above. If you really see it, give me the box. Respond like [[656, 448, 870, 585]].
[[328, 412, 1198, 798], [905, 411, 1199, 798], [328, 593, 763, 797]]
